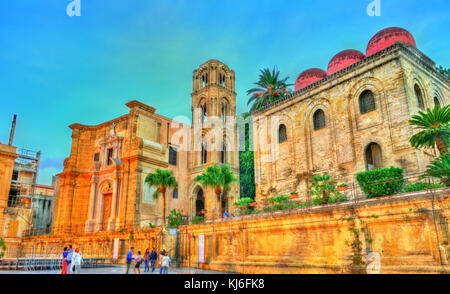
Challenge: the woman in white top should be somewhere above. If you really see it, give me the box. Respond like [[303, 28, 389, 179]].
[[161, 253, 171, 274], [71, 248, 83, 274]]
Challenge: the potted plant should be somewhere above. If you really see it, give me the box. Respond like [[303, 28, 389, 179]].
[[201, 209, 207, 214], [232, 203, 239, 209], [249, 202, 257, 207], [290, 192, 299, 199], [337, 183, 348, 192]]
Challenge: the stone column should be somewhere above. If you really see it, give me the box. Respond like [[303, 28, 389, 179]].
[[93, 185, 104, 232], [107, 175, 119, 231], [85, 176, 98, 232]]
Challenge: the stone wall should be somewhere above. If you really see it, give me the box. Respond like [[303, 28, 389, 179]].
[[0, 143, 17, 239], [15, 189, 450, 274]]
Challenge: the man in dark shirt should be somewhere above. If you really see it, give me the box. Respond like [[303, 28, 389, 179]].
[[150, 247, 158, 272], [125, 247, 135, 274]]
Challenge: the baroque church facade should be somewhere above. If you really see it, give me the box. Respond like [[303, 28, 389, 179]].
[[52, 60, 240, 234]]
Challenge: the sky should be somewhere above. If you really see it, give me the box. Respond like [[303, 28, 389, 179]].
[[0, 0, 449, 185]]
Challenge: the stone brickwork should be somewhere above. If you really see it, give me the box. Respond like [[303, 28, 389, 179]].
[[252, 44, 450, 205]]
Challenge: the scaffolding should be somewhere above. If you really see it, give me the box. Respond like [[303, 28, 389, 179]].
[[8, 147, 41, 209]]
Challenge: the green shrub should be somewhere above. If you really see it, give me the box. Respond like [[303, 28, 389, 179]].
[[328, 194, 348, 204], [268, 195, 290, 211], [234, 197, 254, 207], [403, 182, 444, 193], [356, 167, 405, 198], [309, 174, 342, 204], [191, 216, 204, 224], [167, 209, 185, 228]]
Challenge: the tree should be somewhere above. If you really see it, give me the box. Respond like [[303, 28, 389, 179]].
[[246, 67, 293, 114], [309, 174, 342, 205], [437, 65, 450, 80], [144, 169, 178, 227], [194, 164, 237, 219], [167, 209, 185, 228], [409, 105, 450, 155], [426, 153, 450, 186], [239, 122, 256, 198], [0, 237, 6, 258]]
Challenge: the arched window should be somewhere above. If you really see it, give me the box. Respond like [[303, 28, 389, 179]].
[[221, 100, 229, 122], [313, 109, 326, 130], [201, 140, 207, 164], [221, 140, 227, 164], [414, 84, 425, 110], [359, 90, 376, 114], [278, 124, 287, 143], [434, 97, 441, 109], [365, 143, 382, 170], [202, 103, 207, 123]]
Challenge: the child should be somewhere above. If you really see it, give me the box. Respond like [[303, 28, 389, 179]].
[[161, 252, 171, 274], [133, 251, 142, 274]]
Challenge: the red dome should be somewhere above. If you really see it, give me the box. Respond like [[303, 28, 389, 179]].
[[294, 68, 327, 91], [366, 27, 416, 56], [326, 50, 365, 75]]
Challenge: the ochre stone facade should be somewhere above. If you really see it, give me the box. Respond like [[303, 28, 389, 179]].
[[252, 43, 449, 205], [0, 143, 18, 239], [51, 60, 240, 234]]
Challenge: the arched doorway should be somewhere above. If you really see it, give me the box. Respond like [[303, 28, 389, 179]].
[[195, 188, 205, 217], [365, 143, 382, 170]]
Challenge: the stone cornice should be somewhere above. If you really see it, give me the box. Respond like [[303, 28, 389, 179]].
[[192, 84, 237, 97], [0, 144, 18, 159], [69, 114, 129, 131]]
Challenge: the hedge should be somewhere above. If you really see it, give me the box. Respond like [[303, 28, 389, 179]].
[[356, 167, 405, 198]]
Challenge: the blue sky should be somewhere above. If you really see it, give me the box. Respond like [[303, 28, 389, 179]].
[[0, 0, 449, 185]]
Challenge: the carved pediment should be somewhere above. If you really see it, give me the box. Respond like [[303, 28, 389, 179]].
[[100, 181, 113, 194]]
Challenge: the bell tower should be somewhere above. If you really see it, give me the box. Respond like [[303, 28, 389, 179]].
[[188, 60, 240, 219]]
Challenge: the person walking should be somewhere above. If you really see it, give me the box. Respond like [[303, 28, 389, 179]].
[[72, 248, 83, 274], [61, 247, 68, 274], [143, 249, 150, 272], [133, 251, 142, 274], [161, 252, 171, 274], [67, 245, 73, 274], [125, 247, 135, 274], [158, 249, 165, 274], [150, 248, 158, 272]]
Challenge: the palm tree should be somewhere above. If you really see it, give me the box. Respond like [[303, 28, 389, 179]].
[[409, 105, 450, 155], [246, 67, 293, 114], [194, 164, 237, 219], [309, 174, 341, 205], [426, 153, 450, 186], [144, 169, 178, 227]]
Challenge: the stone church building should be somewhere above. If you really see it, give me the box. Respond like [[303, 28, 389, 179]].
[[252, 27, 449, 204], [52, 60, 240, 234]]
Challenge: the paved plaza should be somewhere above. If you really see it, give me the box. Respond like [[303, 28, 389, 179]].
[[0, 265, 229, 274]]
